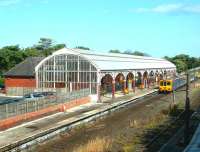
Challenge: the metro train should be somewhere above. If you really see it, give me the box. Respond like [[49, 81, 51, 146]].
[[159, 74, 196, 93]]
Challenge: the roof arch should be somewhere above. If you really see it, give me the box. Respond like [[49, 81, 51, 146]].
[[35, 48, 176, 72], [35, 48, 100, 72]]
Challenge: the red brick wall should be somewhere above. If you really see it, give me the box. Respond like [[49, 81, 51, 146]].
[[5, 77, 36, 88], [0, 96, 90, 131]]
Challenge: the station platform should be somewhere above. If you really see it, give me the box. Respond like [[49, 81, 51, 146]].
[[0, 88, 157, 151], [184, 124, 200, 152]]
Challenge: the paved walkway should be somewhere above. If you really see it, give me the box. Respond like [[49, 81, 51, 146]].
[[0, 88, 156, 151]]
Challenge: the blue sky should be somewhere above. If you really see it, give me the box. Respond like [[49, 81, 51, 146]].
[[0, 0, 200, 57]]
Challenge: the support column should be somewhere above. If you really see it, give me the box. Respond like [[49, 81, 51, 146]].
[[112, 80, 115, 99], [97, 83, 101, 102], [53, 56, 56, 89], [96, 72, 101, 103], [65, 55, 68, 91], [124, 79, 127, 94], [132, 79, 135, 92], [147, 78, 150, 88], [141, 78, 144, 89], [153, 76, 156, 86], [77, 55, 80, 90], [157, 76, 160, 86]]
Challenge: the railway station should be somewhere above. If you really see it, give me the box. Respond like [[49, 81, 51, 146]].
[[5, 48, 176, 102], [2, 48, 200, 152], [0, 49, 200, 152], [1, 0, 200, 151]]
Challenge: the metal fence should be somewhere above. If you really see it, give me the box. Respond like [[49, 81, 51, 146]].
[[0, 88, 90, 120], [6, 87, 35, 96]]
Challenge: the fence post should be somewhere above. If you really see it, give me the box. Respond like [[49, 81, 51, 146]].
[[6, 104, 8, 118]]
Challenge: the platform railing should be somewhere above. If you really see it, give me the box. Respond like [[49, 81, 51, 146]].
[[0, 88, 90, 120]]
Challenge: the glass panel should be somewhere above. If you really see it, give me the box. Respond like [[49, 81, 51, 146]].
[[36, 54, 97, 94]]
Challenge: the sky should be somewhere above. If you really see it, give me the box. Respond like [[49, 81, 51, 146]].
[[0, 0, 200, 57]]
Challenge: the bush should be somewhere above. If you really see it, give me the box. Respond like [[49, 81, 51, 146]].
[[0, 77, 4, 86]]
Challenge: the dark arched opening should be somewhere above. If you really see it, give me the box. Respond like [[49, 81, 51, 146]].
[[135, 72, 142, 87], [126, 72, 134, 91], [101, 74, 113, 95], [143, 71, 148, 88], [115, 73, 125, 92]]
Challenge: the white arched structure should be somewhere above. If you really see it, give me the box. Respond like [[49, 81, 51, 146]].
[[35, 48, 176, 101]]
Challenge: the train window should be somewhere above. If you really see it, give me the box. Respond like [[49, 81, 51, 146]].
[[167, 82, 171, 86], [160, 81, 163, 86], [163, 81, 167, 86]]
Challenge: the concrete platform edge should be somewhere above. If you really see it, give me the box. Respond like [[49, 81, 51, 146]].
[[0, 89, 157, 152]]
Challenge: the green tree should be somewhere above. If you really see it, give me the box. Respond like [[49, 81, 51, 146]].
[[52, 44, 66, 50], [173, 59, 187, 73], [0, 77, 4, 86], [109, 49, 121, 53], [0, 45, 25, 75], [34, 38, 54, 56], [37, 38, 53, 50], [0, 39, 67, 78], [123, 50, 132, 54], [132, 51, 150, 56], [75, 46, 90, 50], [24, 47, 41, 57], [163, 54, 200, 73], [122, 50, 150, 56]]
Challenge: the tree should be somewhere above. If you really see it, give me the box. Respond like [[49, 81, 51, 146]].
[[109, 49, 121, 53], [3, 45, 21, 52], [163, 54, 200, 73], [123, 50, 132, 55], [109, 49, 150, 56], [173, 59, 187, 73], [132, 51, 150, 56], [122, 50, 150, 56], [37, 38, 53, 50], [24, 47, 41, 57], [75, 46, 90, 50], [0, 39, 67, 80], [52, 44, 66, 50], [0, 45, 25, 74], [0, 77, 4, 86], [34, 38, 54, 56]]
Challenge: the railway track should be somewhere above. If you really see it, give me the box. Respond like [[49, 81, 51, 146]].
[[140, 92, 199, 151], [0, 90, 160, 152], [1, 79, 198, 152]]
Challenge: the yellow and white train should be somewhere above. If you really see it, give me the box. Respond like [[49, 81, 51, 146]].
[[159, 78, 186, 93], [159, 72, 198, 93]]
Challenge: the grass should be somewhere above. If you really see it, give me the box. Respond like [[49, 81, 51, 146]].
[[122, 136, 141, 152], [119, 110, 170, 152], [120, 100, 193, 152], [73, 86, 200, 152], [73, 137, 112, 152], [72, 91, 192, 152]]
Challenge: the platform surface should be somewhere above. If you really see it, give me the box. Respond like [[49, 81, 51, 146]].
[[0, 88, 156, 150]]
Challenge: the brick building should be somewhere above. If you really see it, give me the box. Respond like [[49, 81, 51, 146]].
[[4, 57, 43, 96]]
